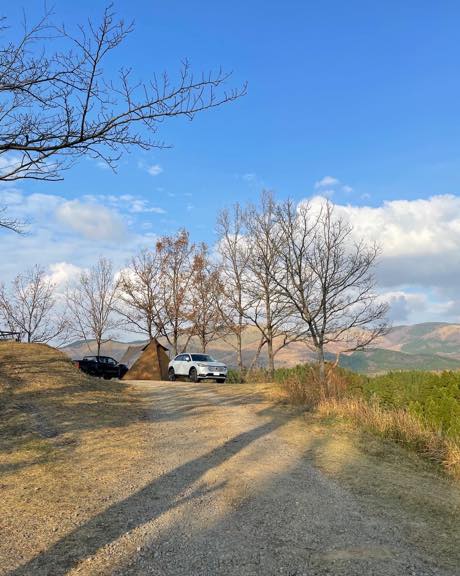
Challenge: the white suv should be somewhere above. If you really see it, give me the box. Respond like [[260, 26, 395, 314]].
[[168, 353, 227, 383]]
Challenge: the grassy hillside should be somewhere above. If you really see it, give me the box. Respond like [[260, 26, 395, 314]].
[[339, 348, 460, 374], [0, 341, 148, 456], [399, 323, 460, 356], [379, 322, 460, 356], [0, 342, 156, 572]]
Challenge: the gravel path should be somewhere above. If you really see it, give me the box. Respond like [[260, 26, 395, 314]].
[[8, 379, 458, 576]]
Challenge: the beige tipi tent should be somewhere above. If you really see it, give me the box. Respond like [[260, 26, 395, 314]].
[[121, 339, 170, 381]]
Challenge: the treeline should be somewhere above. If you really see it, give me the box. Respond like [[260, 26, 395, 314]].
[[0, 193, 388, 379]]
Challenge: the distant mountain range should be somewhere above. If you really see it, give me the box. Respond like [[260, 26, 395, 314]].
[[60, 322, 460, 374]]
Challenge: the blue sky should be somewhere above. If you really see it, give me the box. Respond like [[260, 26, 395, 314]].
[[2, 1, 460, 324]]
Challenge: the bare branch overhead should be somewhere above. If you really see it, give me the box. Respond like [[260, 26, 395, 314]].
[[0, 5, 246, 184]]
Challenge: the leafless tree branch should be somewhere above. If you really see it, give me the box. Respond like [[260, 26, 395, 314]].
[[0, 264, 68, 342], [66, 257, 120, 355], [0, 5, 245, 230]]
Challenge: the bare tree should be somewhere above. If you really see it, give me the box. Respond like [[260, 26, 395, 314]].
[[215, 204, 252, 369], [0, 6, 245, 230], [274, 199, 388, 387], [243, 191, 303, 376], [66, 257, 119, 356], [156, 229, 195, 355], [0, 265, 67, 342], [189, 243, 226, 352], [116, 248, 165, 341]]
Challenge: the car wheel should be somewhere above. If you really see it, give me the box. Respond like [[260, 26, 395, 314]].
[[217, 378, 226, 384], [189, 367, 198, 383], [168, 368, 176, 381]]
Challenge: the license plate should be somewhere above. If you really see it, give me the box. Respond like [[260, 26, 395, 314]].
[[213, 372, 220, 376]]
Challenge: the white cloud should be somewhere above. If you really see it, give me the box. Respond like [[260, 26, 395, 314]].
[[0, 187, 23, 205], [314, 176, 357, 198], [3, 182, 460, 326], [137, 160, 163, 176], [0, 190, 62, 222], [45, 262, 83, 288], [81, 193, 166, 216], [314, 176, 339, 189], [378, 290, 428, 323], [96, 161, 110, 170], [128, 199, 166, 214], [146, 164, 163, 176], [56, 200, 126, 241], [0, 155, 21, 177], [326, 194, 460, 257], [0, 185, 166, 310], [303, 194, 460, 305]]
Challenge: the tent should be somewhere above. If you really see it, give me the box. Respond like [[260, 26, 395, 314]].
[[121, 339, 170, 381], [119, 343, 145, 368]]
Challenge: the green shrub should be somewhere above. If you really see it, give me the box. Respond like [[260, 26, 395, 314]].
[[226, 369, 246, 384], [353, 370, 460, 440], [265, 363, 460, 440]]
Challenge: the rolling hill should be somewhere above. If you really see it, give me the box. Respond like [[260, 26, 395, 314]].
[[337, 348, 460, 374], [60, 322, 460, 374]]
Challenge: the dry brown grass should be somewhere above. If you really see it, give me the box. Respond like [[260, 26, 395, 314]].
[[0, 341, 151, 459], [273, 363, 350, 407], [317, 397, 460, 479], [238, 363, 460, 480], [0, 341, 156, 572], [276, 373, 319, 406]]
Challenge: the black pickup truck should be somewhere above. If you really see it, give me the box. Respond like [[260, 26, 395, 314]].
[[75, 356, 128, 379]]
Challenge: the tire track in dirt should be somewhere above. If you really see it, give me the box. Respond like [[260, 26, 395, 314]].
[[8, 379, 459, 576]]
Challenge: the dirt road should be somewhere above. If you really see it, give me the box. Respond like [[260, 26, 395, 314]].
[[6, 379, 460, 576]]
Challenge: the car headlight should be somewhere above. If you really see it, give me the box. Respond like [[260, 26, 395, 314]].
[[197, 363, 208, 368]]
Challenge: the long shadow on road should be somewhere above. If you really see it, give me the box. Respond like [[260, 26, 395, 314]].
[[111, 434, 460, 576], [8, 417, 283, 576]]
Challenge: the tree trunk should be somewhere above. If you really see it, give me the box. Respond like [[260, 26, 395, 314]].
[[97, 339, 101, 356], [267, 337, 275, 380], [317, 346, 327, 396], [236, 331, 243, 371], [173, 326, 179, 356], [247, 337, 266, 373]]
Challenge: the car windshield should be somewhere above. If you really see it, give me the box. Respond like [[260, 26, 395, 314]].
[[191, 354, 215, 362], [98, 357, 116, 365]]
